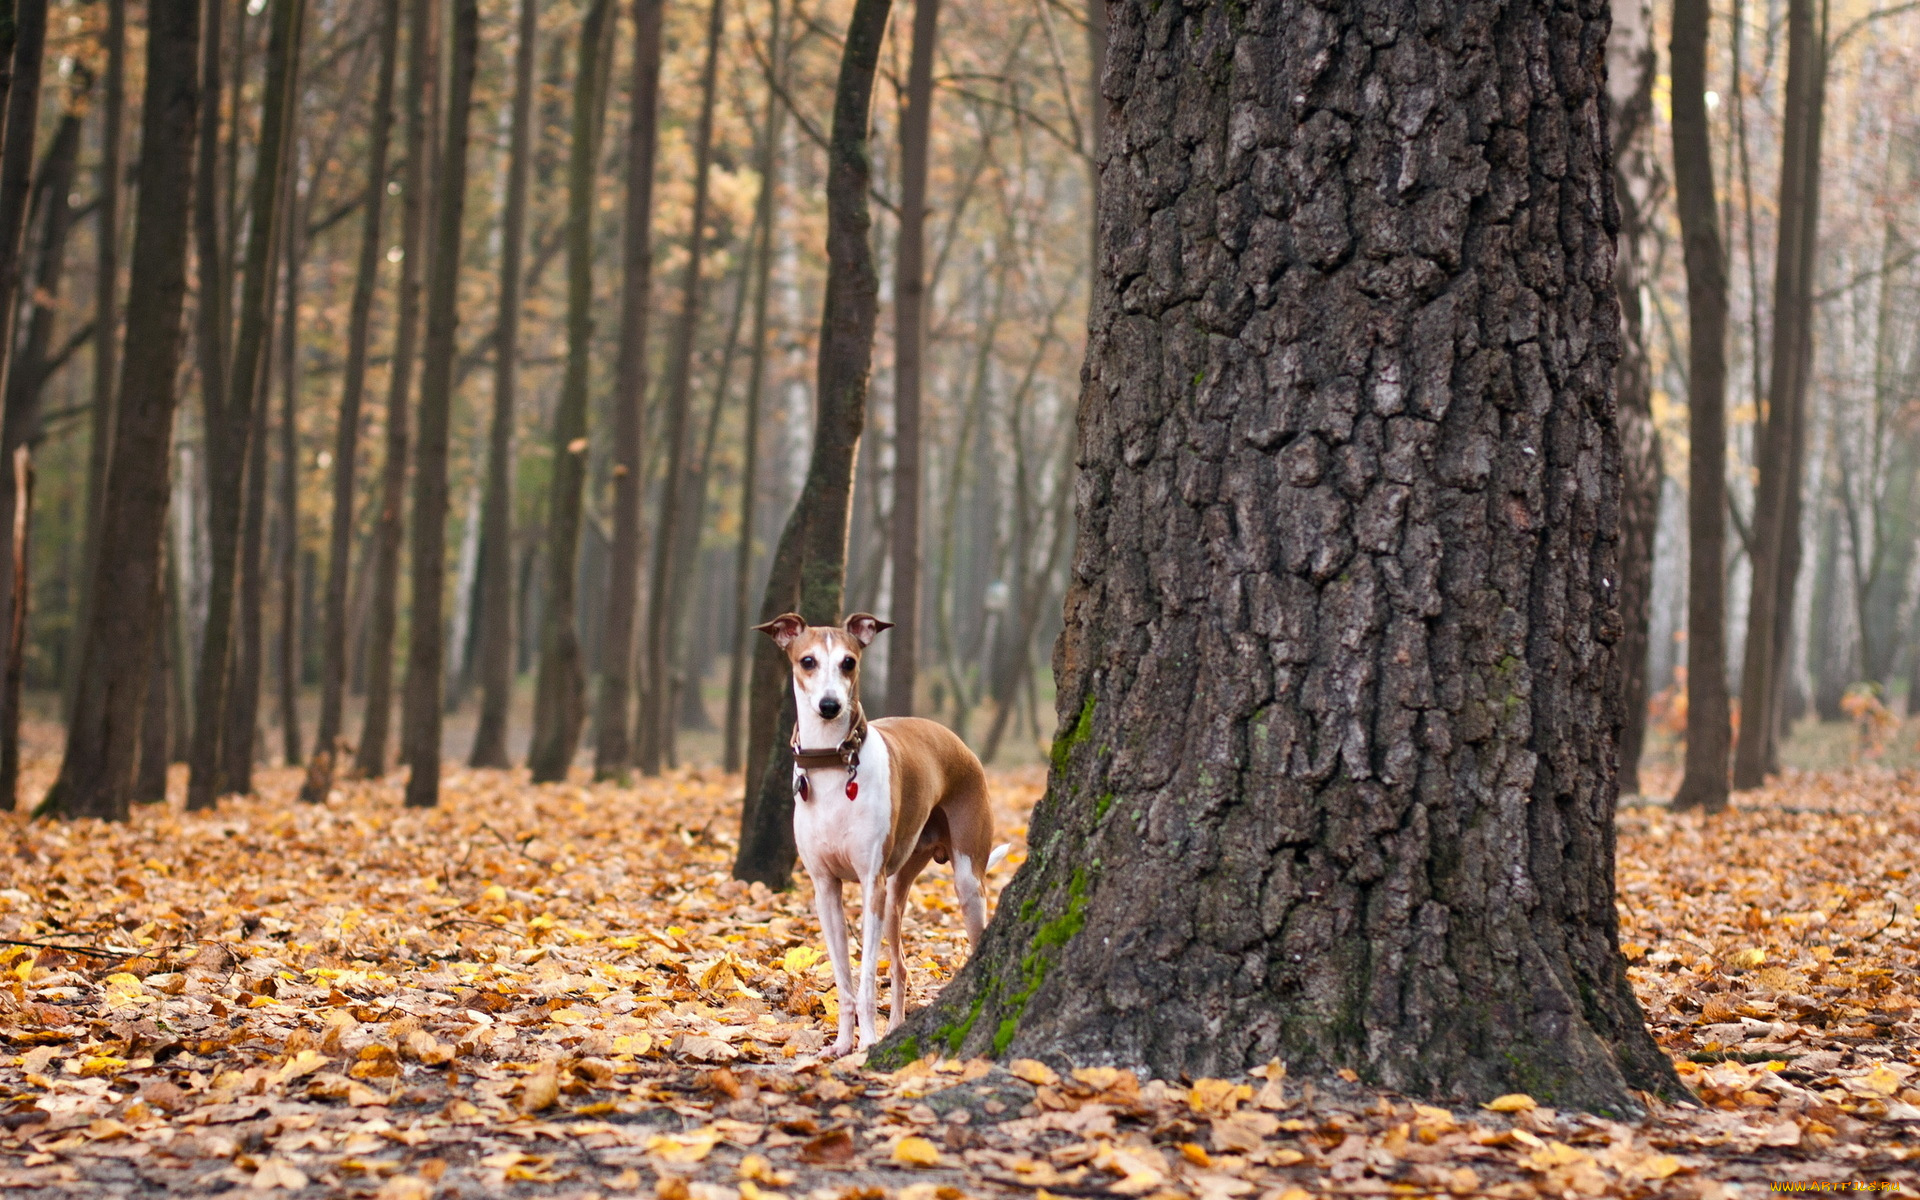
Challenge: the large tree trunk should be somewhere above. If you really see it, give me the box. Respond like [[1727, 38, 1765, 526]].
[[526, 0, 614, 784], [881, 0, 1679, 1113], [1668, 0, 1732, 813], [591, 0, 664, 780], [882, 0, 938, 719], [635, 0, 724, 775], [1732, 0, 1823, 790], [187, 0, 304, 808], [308, 0, 398, 790], [723, 0, 785, 772], [398, 0, 478, 809], [733, 0, 890, 887], [36, 0, 199, 821], [355, 0, 437, 778], [1608, 0, 1660, 797], [469, 0, 538, 770]]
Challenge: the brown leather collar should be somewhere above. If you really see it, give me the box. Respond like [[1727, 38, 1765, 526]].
[[790, 704, 868, 770]]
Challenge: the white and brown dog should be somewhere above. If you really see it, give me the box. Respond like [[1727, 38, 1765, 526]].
[[755, 612, 1006, 1056]]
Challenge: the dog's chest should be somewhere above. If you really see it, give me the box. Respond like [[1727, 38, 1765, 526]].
[[792, 732, 896, 882]]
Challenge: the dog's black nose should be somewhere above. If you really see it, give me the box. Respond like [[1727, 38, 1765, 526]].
[[818, 697, 842, 719]]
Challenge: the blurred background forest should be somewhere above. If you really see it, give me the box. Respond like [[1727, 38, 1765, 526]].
[[2, 0, 1919, 809]]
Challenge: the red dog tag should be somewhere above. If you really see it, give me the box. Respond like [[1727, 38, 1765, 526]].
[[845, 780, 858, 801]]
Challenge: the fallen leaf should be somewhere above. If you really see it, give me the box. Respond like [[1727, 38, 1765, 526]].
[[891, 1136, 941, 1167]]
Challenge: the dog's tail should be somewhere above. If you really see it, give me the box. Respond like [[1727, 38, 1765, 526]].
[[986, 843, 1012, 873]]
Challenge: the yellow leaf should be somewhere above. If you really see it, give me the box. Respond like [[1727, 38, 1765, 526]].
[[1177, 1143, 1211, 1167], [274, 1049, 331, 1084], [248, 994, 280, 1008], [1730, 947, 1766, 968], [646, 1128, 721, 1164], [781, 946, 824, 974], [79, 1056, 128, 1078], [1862, 1065, 1903, 1096], [1637, 1154, 1682, 1179], [1483, 1093, 1536, 1113], [1187, 1078, 1250, 1115], [891, 1136, 941, 1167]]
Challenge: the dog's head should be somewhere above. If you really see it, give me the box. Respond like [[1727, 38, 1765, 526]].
[[754, 613, 892, 722]]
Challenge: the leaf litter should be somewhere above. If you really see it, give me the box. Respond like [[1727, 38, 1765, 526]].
[[0, 758, 1914, 1197]]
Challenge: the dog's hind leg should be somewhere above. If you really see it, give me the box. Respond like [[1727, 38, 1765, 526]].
[[884, 848, 935, 1029]]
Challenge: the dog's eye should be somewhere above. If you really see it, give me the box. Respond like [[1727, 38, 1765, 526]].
[[841, 657, 856, 673], [799, 655, 816, 670]]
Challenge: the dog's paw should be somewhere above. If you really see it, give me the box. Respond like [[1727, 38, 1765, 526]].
[[830, 1037, 855, 1058]]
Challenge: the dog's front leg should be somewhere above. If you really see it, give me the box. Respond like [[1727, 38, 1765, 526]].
[[811, 873, 858, 1057], [856, 873, 884, 1049]]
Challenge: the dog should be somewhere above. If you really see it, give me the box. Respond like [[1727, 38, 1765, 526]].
[[755, 612, 1007, 1056]]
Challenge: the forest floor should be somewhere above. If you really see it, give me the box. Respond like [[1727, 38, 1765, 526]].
[[1, 755, 1917, 1199]]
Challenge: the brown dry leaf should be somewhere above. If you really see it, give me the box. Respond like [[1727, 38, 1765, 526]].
[[1009, 1058, 1059, 1087], [797, 1129, 855, 1164]]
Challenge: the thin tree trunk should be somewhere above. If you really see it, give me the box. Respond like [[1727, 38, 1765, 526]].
[[1, 447, 28, 809], [723, 0, 783, 773], [636, 0, 725, 775], [0, 0, 46, 444], [308, 0, 398, 793], [1733, 0, 1823, 790], [469, 0, 538, 770], [355, 0, 437, 778], [0, 0, 47, 694], [526, 0, 614, 783], [883, 0, 938, 719], [733, 0, 891, 887], [591, 0, 664, 780], [1609, 0, 1661, 797], [135, 571, 171, 804], [187, 0, 305, 808], [399, 0, 478, 809], [64, 0, 122, 697], [37, 0, 199, 821], [276, 194, 304, 766], [1669, 0, 1733, 813], [0, 101, 80, 623], [221, 316, 274, 792], [881, 0, 1678, 1110]]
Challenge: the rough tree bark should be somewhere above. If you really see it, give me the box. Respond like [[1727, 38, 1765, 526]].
[[1667, 0, 1732, 814], [355, 0, 437, 778], [636, 0, 725, 775], [1734, 0, 1825, 789], [526, 0, 614, 784], [879, 0, 1680, 1113], [469, 0, 537, 770], [881, 0, 938, 719], [398, 0, 478, 809], [37, 0, 199, 821], [308, 0, 399, 792], [1608, 0, 1660, 797], [723, 0, 785, 772], [187, 0, 304, 808], [592, 0, 664, 780], [733, 0, 891, 887]]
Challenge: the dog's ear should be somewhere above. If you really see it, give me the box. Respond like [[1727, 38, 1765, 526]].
[[843, 613, 893, 647], [753, 613, 808, 649]]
